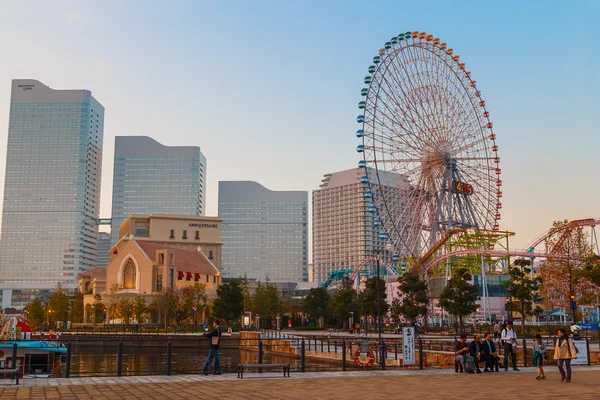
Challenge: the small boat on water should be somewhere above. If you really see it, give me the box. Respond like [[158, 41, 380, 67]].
[[1, 315, 67, 378]]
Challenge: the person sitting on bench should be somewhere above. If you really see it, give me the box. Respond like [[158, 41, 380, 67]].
[[455, 334, 474, 373], [481, 332, 500, 372], [468, 334, 484, 373]]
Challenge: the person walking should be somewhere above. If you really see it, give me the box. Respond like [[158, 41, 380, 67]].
[[501, 321, 519, 371], [532, 334, 547, 380], [554, 328, 577, 383], [493, 322, 501, 339], [202, 320, 222, 375]]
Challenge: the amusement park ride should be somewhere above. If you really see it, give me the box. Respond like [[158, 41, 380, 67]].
[[0, 312, 67, 378], [324, 30, 600, 322]]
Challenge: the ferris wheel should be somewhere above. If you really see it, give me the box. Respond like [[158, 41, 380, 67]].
[[356, 31, 501, 260]]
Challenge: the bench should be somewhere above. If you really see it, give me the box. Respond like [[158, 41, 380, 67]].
[[454, 357, 500, 373], [237, 364, 290, 379], [1, 369, 20, 385]]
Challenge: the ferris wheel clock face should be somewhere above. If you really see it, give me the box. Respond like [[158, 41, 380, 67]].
[[356, 31, 501, 259]]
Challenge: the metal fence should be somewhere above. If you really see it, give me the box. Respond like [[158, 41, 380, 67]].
[[3, 331, 596, 380]]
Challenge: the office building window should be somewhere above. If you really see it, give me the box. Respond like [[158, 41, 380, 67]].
[[182, 230, 187, 239], [169, 229, 175, 239]]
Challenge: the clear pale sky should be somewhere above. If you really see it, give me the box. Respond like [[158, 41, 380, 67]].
[[0, 0, 598, 250]]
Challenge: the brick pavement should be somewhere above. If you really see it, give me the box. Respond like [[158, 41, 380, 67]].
[[1, 367, 599, 399]]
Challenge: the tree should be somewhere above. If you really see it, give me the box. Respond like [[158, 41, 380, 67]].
[[302, 287, 330, 326], [240, 275, 253, 312], [48, 284, 70, 324], [438, 268, 478, 332], [182, 283, 209, 323], [395, 272, 430, 326], [92, 294, 105, 324], [540, 220, 600, 311], [70, 292, 84, 323], [213, 280, 244, 324], [152, 288, 178, 329], [505, 259, 540, 335], [132, 296, 148, 324], [117, 298, 134, 325], [358, 276, 389, 321], [331, 278, 359, 328], [389, 298, 402, 327], [251, 281, 280, 326], [24, 298, 45, 330]]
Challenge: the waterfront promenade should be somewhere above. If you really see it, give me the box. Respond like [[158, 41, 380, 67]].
[[1, 367, 599, 399]]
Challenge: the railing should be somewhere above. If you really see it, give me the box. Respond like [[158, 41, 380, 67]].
[[3, 332, 596, 380]]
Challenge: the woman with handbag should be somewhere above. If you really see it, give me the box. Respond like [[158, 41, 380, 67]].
[[553, 328, 577, 383], [532, 334, 547, 380]]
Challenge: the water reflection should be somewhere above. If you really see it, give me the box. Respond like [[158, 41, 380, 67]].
[[68, 338, 311, 377]]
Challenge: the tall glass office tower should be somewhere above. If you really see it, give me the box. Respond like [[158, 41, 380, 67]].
[[0, 79, 104, 308], [218, 181, 308, 282], [111, 136, 206, 244]]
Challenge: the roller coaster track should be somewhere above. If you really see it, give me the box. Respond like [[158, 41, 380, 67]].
[[419, 218, 600, 276]]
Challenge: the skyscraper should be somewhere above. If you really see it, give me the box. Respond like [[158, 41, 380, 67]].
[[0, 79, 104, 308], [218, 181, 308, 282], [312, 168, 405, 283], [111, 136, 206, 244], [97, 232, 112, 268]]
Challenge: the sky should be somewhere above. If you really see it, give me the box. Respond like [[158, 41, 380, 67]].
[[0, 0, 598, 251]]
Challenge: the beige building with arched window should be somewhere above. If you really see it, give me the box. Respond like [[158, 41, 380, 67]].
[[78, 239, 221, 323]]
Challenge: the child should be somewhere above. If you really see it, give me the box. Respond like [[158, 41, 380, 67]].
[[532, 334, 547, 380]]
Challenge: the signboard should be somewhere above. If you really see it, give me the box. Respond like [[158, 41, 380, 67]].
[[579, 323, 598, 331], [571, 340, 588, 365], [451, 180, 474, 195], [402, 327, 416, 366]]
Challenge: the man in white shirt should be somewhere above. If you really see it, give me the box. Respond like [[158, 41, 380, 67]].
[[501, 321, 519, 371]]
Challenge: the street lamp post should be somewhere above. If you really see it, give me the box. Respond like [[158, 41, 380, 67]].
[[507, 283, 515, 321], [192, 306, 197, 333], [349, 311, 354, 333]]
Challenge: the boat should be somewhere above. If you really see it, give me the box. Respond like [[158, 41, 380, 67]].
[[1, 314, 67, 378]]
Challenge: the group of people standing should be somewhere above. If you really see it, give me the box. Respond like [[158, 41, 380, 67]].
[[456, 321, 580, 382]]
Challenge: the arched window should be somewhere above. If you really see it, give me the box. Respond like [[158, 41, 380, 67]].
[[123, 259, 136, 289]]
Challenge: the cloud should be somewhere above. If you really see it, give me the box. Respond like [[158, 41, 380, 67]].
[[65, 12, 81, 22]]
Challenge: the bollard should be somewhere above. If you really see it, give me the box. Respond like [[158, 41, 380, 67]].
[[522, 337, 527, 367], [166, 341, 172, 376], [11, 343, 17, 370], [301, 339, 306, 372], [335, 340, 337, 354], [380, 341, 386, 370], [321, 340, 324, 353], [66, 342, 72, 378], [117, 341, 123, 377], [419, 336, 423, 370], [342, 340, 347, 371], [394, 343, 398, 360], [586, 338, 591, 366], [328, 340, 330, 353], [258, 339, 263, 373]]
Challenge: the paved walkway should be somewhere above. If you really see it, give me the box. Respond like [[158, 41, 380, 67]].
[[1, 367, 599, 399]]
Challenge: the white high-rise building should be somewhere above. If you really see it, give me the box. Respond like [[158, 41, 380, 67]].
[[312, 168, 404, 284], [111, 136, 206, 245], [0, 79, 104, 308], [219, 181, 308, 282]]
